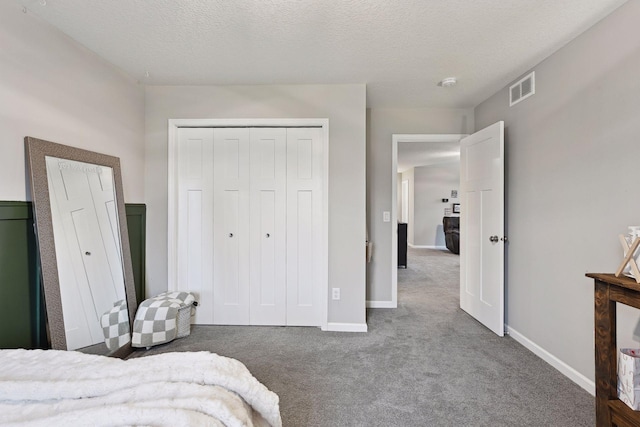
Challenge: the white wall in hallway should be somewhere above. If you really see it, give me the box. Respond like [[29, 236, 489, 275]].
[[413, 163, 460, 247], [401, 168, 415, 246]]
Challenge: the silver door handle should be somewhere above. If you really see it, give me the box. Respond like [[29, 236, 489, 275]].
[[489, 235, 499, 243]]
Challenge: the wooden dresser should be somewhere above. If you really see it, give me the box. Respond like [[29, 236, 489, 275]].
[[588, 273, 640, 426]]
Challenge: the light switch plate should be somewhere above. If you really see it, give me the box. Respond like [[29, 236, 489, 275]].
[[383, 211, 390, 222]]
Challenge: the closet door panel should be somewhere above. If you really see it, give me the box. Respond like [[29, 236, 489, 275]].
[[177, 128, 214, 324], [250, 128, 286, 325], [286, 128, 323, 326], [186, 190, 203, 300], [220, 190, 241, 305], [213, 129, 250, 324], [295, 190, 313, 306], [258, 191, 276, 306]]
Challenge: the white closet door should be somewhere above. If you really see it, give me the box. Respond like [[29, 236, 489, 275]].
[[286, 128, 323, 326], [177, 128, 214, 323], [213, 128, 251, 324], [250, 129, 287, 325]]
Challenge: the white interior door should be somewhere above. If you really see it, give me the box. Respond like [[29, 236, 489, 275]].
[[250, 128, 287, 325], [286, 128, 323, 326], [213, 128, 251, 324], [459, 121, 505, 336]]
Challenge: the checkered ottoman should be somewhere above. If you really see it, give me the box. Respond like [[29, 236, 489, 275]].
[[131, 291, 196, 348], [100, 299, 131, 351]]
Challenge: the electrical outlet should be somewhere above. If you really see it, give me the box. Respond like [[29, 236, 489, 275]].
[[332, 288, 340, 300]]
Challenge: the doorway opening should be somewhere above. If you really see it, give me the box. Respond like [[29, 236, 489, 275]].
[[391, 134, 465, 306]]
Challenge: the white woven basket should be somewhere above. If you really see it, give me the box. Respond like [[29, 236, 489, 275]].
[[176, 304, 194, 338]]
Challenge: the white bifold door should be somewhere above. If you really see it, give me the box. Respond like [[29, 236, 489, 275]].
[[176, 127, 323, 326]]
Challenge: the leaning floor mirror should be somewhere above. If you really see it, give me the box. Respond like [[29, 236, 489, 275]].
[[25, 137, 137, 358]]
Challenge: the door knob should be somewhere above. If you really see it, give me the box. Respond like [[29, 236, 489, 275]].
[[85, 251, 91, 256], [229, 233, 234, 238], [500, 236, 508, 242], [489, 235, 499, 243], [266, 233, 270, 238]]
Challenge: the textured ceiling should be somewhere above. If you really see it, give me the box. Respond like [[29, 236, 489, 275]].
[[15, 0, 627, 108]]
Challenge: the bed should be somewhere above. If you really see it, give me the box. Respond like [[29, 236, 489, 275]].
[[0, 349, 282, 427]]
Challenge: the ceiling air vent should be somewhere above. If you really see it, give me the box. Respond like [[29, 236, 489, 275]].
[[509, 71, 535, 107]]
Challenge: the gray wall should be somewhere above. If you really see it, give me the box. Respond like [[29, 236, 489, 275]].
[[145, 84, 367, 325], [475, 0, 640, 383], [0, 2, 145, 203], [366, 108, 473, 303], [413, 163, 459, 247]]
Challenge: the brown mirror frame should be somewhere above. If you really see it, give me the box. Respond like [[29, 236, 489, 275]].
[[25, 137, 137, 358]]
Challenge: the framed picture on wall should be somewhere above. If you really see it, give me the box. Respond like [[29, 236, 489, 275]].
[[452, 203, 461, 214]]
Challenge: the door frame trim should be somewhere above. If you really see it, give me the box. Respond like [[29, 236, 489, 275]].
[[388, 133, 466, 307], [167, 118, 329, 330]]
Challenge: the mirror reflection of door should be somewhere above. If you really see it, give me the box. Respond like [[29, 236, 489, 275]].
[[46, 156, 126, 350]]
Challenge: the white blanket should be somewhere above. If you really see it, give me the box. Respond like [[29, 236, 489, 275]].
[[0, 349, 282, 427]]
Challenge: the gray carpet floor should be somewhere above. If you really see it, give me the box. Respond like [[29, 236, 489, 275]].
[[131, 247, 594, 426]]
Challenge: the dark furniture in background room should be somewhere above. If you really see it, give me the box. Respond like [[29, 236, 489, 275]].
[[398, 222, 407, 268], [443, 216, 459, 255]]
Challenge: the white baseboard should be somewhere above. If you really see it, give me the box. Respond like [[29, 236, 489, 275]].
[[326, 322, 368, 332], [407, 244, 447, 250], [366, 300, 397, 308], [507, 326, 595, 396]]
